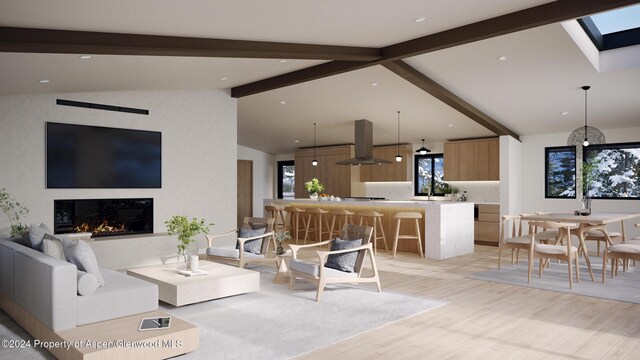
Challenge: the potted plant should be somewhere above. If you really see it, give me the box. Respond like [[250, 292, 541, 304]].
[[274, 231, 291, 254], [304, 178, 325, 199], [0, 188, 29, 237], [165, 215, 212, 268]]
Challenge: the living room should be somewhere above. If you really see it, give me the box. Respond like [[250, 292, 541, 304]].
[[2, 1, 640, 359]]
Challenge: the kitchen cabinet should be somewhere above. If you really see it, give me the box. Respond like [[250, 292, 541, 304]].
[[294, 145, 358, 197], [360, 144, 412, 182], [444, 138, 499, 181], [475, 204, 500, 245]]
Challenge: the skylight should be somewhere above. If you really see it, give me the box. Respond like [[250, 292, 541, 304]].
[[578, 4, 640, 51], [590, 4, 640, 34]]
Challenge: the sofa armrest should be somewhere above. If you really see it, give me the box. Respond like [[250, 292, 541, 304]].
[[14, 249, 77, 331]]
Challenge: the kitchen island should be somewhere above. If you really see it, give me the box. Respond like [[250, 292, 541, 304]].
[[264, 198, 474, 260]]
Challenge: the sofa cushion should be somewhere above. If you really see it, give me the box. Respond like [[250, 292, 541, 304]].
[[238, 227, 266, 255], [289, 259, 359, 278], [76, 267, 158, 326], [62, 239, 105, 287], [28, 223, 51, 250], [42, 234, 66, 260], [325, 237, 362, 273], [207, 246, 264, 259], [76, 270, 98, 296]]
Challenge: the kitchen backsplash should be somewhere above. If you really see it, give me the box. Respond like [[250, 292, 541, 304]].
[[364, 181, 500, 203]]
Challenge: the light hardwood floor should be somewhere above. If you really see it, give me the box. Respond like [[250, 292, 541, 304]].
[[296, 245, 640, 360]]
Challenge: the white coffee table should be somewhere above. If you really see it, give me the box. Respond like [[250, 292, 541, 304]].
[[127, 260, 259, 306]]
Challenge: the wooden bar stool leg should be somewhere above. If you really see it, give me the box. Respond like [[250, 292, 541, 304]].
[[378, 217, 389, 253], [415, 218, 424, 258], [393, 219, 401, 259]]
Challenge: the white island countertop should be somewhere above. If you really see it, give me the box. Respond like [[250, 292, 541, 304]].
[[265, 198, 474, 260]]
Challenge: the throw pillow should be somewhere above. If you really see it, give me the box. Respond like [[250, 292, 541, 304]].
[[28, 223, 51, 250], [238, 227, 267, 255], [76, 270, 99, 296], [325, 237, 363, 273], [62, 239, 105, 287], [42, 234, 66, 260]]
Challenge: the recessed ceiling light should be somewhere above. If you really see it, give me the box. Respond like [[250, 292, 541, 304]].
[[279, 59, 288, 63], [561, 111, 570, 116], [294, 140, 300, 143], [415, 17, 426, 22], [39, 80, 50, 83], [447, 124, 454, 127], [279, 101, 287, 105], [498, 56, 507, 61], [79, 55, 92, 59], [220, 77, 228, 81], [370, 82, 379, 87]]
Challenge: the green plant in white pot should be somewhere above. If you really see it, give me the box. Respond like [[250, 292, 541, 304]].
[[0, 188, 29, 237], [165, 215, 212, 267]]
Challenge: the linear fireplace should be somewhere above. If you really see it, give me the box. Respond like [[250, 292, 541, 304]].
[[54, 198, 153, 238]]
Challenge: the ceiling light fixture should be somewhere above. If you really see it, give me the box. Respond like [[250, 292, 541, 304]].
[[415, 17, 426, 22], [312, 122, 318, 166], [279, 59, 288, 63], [395, 111, 403, 162], [370, 82, 379, 87], [220, 77, 228, 81], [280, 101, 287, 105], [79, 55, 92, 59], [567, 85, 605, 147], [498, 56, 507, 61], [447, 124, 454, 127], [39, 80, 49, 83], [416, 139, 431, 155], [561, 111, 569, 116]]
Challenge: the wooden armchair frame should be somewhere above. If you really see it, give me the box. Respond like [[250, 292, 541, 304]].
[[288, 224, 380, 302], [205, 217, 275, 268]]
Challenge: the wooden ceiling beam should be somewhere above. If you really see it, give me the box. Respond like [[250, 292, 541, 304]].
[[232, 0, 640, 97], [382, 60, 520, 140], [0, 27, 381, 61]]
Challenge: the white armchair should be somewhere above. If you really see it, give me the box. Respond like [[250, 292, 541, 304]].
[[288, 224, 380, 302], [205, 217, 275, 268]]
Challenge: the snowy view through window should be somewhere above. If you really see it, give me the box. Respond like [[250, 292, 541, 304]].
[[415, 155, 445, 196], [546, 143, 640, 199]]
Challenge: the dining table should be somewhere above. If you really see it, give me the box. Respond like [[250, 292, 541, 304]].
[[520, 212, 640, 282]]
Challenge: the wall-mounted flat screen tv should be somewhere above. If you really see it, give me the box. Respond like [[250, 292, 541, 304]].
[[46, 122, 161, 188]]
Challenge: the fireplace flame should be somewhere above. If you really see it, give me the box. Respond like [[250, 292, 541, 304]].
[[74, 221, 127, 235]]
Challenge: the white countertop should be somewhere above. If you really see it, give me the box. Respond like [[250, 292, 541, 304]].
[[268, 198, 473, 208]]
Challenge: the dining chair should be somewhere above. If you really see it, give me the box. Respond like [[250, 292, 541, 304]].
[[498, 215, 530, 269], [583, 221, 623, 256], [602, 243, 640, 282], [528, 221, 579, 289]]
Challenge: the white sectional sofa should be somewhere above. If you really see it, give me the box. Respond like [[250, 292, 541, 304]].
[[0, 237, 158, 331]]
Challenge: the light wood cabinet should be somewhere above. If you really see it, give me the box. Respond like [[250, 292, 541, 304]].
[[443, 138, 499, 181], [475, 204, 500, 245], [360, 144, 412, 182], [294, 145, 358, 197]]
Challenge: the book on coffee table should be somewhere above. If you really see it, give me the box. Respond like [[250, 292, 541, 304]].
[[176, 269, 208, 277]]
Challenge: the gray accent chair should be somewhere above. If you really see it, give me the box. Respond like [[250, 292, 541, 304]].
[[205, 217, 275, 268], [288, 224, 380, 302]]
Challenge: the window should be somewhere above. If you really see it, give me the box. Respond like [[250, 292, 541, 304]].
[[545, 146, 576, 199], [414, 154, 445, 196], [277, 161, 295, 199], [583, 142, 640, 199], [578, 4, 640, 51]]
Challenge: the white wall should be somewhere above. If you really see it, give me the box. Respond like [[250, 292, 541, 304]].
[[521, 127, 640, 239], [500, 135, 522, 217], [0, 89, 237, 268], [237, 145, 275, 216]]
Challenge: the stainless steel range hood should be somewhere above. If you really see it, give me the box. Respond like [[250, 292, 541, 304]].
[[336, 119, 392, 165]]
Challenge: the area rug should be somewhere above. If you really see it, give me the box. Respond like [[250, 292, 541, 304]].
[[468, 258, 640, 304], [0, 266, 445, 360]]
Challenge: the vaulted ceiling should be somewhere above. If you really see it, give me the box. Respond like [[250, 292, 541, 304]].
[[1, 0, 639, 154]]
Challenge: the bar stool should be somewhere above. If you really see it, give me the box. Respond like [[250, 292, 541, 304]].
[[328, 209, 355, 239], [393, 212, 424, 259], [284, 206, 307, 244], [265, 205, 286, 231], [358, 210, 388, 254], [304, 208, 330, 244]]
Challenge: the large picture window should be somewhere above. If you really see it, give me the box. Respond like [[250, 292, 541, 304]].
[[414, 154, 445, 196], [583, 142, 640, 199], [545, 146, 576, 198]]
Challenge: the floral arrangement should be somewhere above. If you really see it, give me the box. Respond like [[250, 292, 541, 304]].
[[274, 231, 291, 254], [304, 178, 325, 194], [165, 215, 213, 261], [0, 188, 29, 237]]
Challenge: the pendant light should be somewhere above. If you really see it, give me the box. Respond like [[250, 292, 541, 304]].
[[567, 85, 605, 147], [416, 138, 430, 155], [312, 122, 318, 166], [395, 111, 402, 162]]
